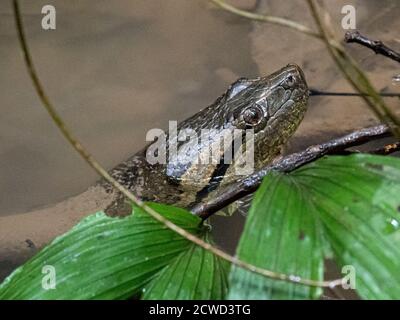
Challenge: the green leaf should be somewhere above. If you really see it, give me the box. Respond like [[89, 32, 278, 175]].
[[228, 172, 325, 300], [293, 154, 400, 299], [229, 154, 400, 300], [143, 232, 230, 300], [0, 203, 202, 300]]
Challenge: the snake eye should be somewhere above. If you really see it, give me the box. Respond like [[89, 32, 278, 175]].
[[286, 75, 295, 87], [241, 104, 264, 128]]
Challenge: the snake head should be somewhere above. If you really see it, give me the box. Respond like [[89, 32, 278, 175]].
[[227, 63, 309, 173], [164, 64, 309, 190]]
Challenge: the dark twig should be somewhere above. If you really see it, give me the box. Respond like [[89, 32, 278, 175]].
[[345, 31, 400, 64], [368, 142, 400, 155], [309, 89, 400, 98], [329, 141, 400, 156], [192, 124, 391, 219]]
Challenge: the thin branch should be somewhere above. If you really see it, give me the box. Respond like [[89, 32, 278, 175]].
[[345, 31, 400, 64], [12, 0, 341, 289], [192, 124, 391, 218], [209, 0, 343, 50], [306, 0, 400, 139], [309, 89, 400, 98], [210, 0, 319, 38]]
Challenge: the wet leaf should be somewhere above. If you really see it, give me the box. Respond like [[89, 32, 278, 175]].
[[143, 232, 229, 300], [294, 155, 400, 299], [0, 203, 202, 299], [228, 172, 325, 300], [230, 154, 400, 300]]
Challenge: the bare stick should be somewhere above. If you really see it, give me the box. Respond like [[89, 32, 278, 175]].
[[345, 31, 400, 64], [192, 124, 391, 219]]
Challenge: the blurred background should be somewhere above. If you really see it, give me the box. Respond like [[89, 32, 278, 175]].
[[0, 0, 399, 293]]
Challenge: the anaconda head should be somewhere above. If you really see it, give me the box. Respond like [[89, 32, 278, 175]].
[[163, 64, 309, 192]]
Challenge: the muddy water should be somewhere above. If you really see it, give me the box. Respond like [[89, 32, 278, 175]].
[[1, 0, 399, 284]]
